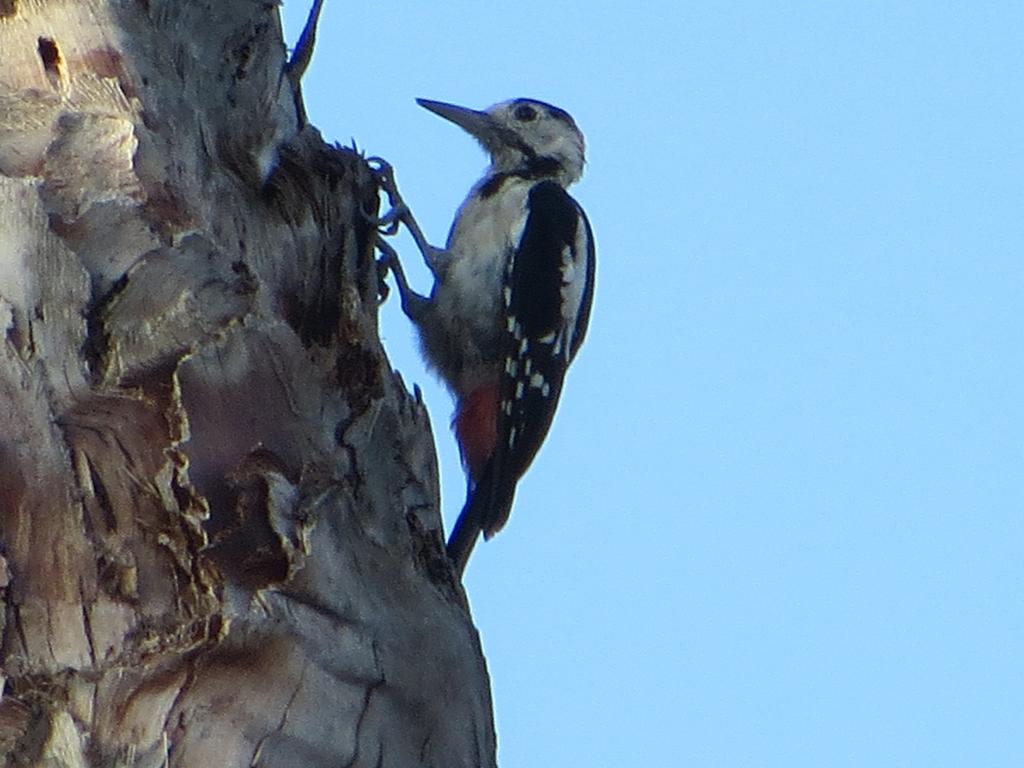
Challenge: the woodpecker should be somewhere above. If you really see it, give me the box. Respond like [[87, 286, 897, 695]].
[[374, 98, 595, 575]]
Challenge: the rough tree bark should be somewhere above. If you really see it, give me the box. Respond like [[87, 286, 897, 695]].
[[0, 2, 496, 766]]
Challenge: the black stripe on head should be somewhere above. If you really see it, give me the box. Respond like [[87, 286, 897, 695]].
[[510, 98, 577, 130], [544, 104, 575, 127]]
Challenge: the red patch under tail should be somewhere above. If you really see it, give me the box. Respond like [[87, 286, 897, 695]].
[[453, 383, 499, 481]]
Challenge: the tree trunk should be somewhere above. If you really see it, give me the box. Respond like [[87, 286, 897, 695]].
[[0, 2, 495, 765]]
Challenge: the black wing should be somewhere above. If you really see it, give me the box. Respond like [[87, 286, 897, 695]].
[[447, 180, 595, 572]]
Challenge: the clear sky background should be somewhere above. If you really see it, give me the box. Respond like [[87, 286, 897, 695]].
[[283, 3, 1021, 765]]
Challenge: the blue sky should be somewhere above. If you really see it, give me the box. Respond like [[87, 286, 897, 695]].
[[283, 3, 1022, 765]]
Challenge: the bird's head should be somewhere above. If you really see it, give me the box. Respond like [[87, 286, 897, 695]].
[[417, 97, 586, 185]]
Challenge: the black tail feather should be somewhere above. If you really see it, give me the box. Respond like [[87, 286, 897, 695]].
[[445, 468, 516, 577], [446, 495, 481, 577]]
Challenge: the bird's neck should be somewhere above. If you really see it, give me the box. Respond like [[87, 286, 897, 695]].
[[478, 156, 569, 199]]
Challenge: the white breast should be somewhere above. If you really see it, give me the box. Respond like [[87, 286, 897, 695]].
[[425, 179, 532, 390]]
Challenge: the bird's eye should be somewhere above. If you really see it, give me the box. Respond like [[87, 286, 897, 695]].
[[514, 104, 538, 122]]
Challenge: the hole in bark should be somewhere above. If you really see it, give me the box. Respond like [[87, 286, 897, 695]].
[[0, 1, 16, 19], [37, 37, 61, 76]]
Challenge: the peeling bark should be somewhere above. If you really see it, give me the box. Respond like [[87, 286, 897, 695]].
[[0, 2, 495, 766]]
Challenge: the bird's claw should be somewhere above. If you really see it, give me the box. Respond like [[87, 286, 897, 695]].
[[367, 155, 395, 184], [376, 257, 391, 304], [374, 235, 400, 304], [366, 156, 411, 237], [367, 156, 402, 205], [375, 203, 408, 236], [358, 204, 402, 237]]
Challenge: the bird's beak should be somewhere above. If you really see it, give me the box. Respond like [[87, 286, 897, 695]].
[[417, 99, 498, 144]]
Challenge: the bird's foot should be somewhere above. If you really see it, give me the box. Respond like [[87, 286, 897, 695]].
[[374, 235, 399, 304], [366, 156, 410, 236], [365, 155, 447, 279]]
